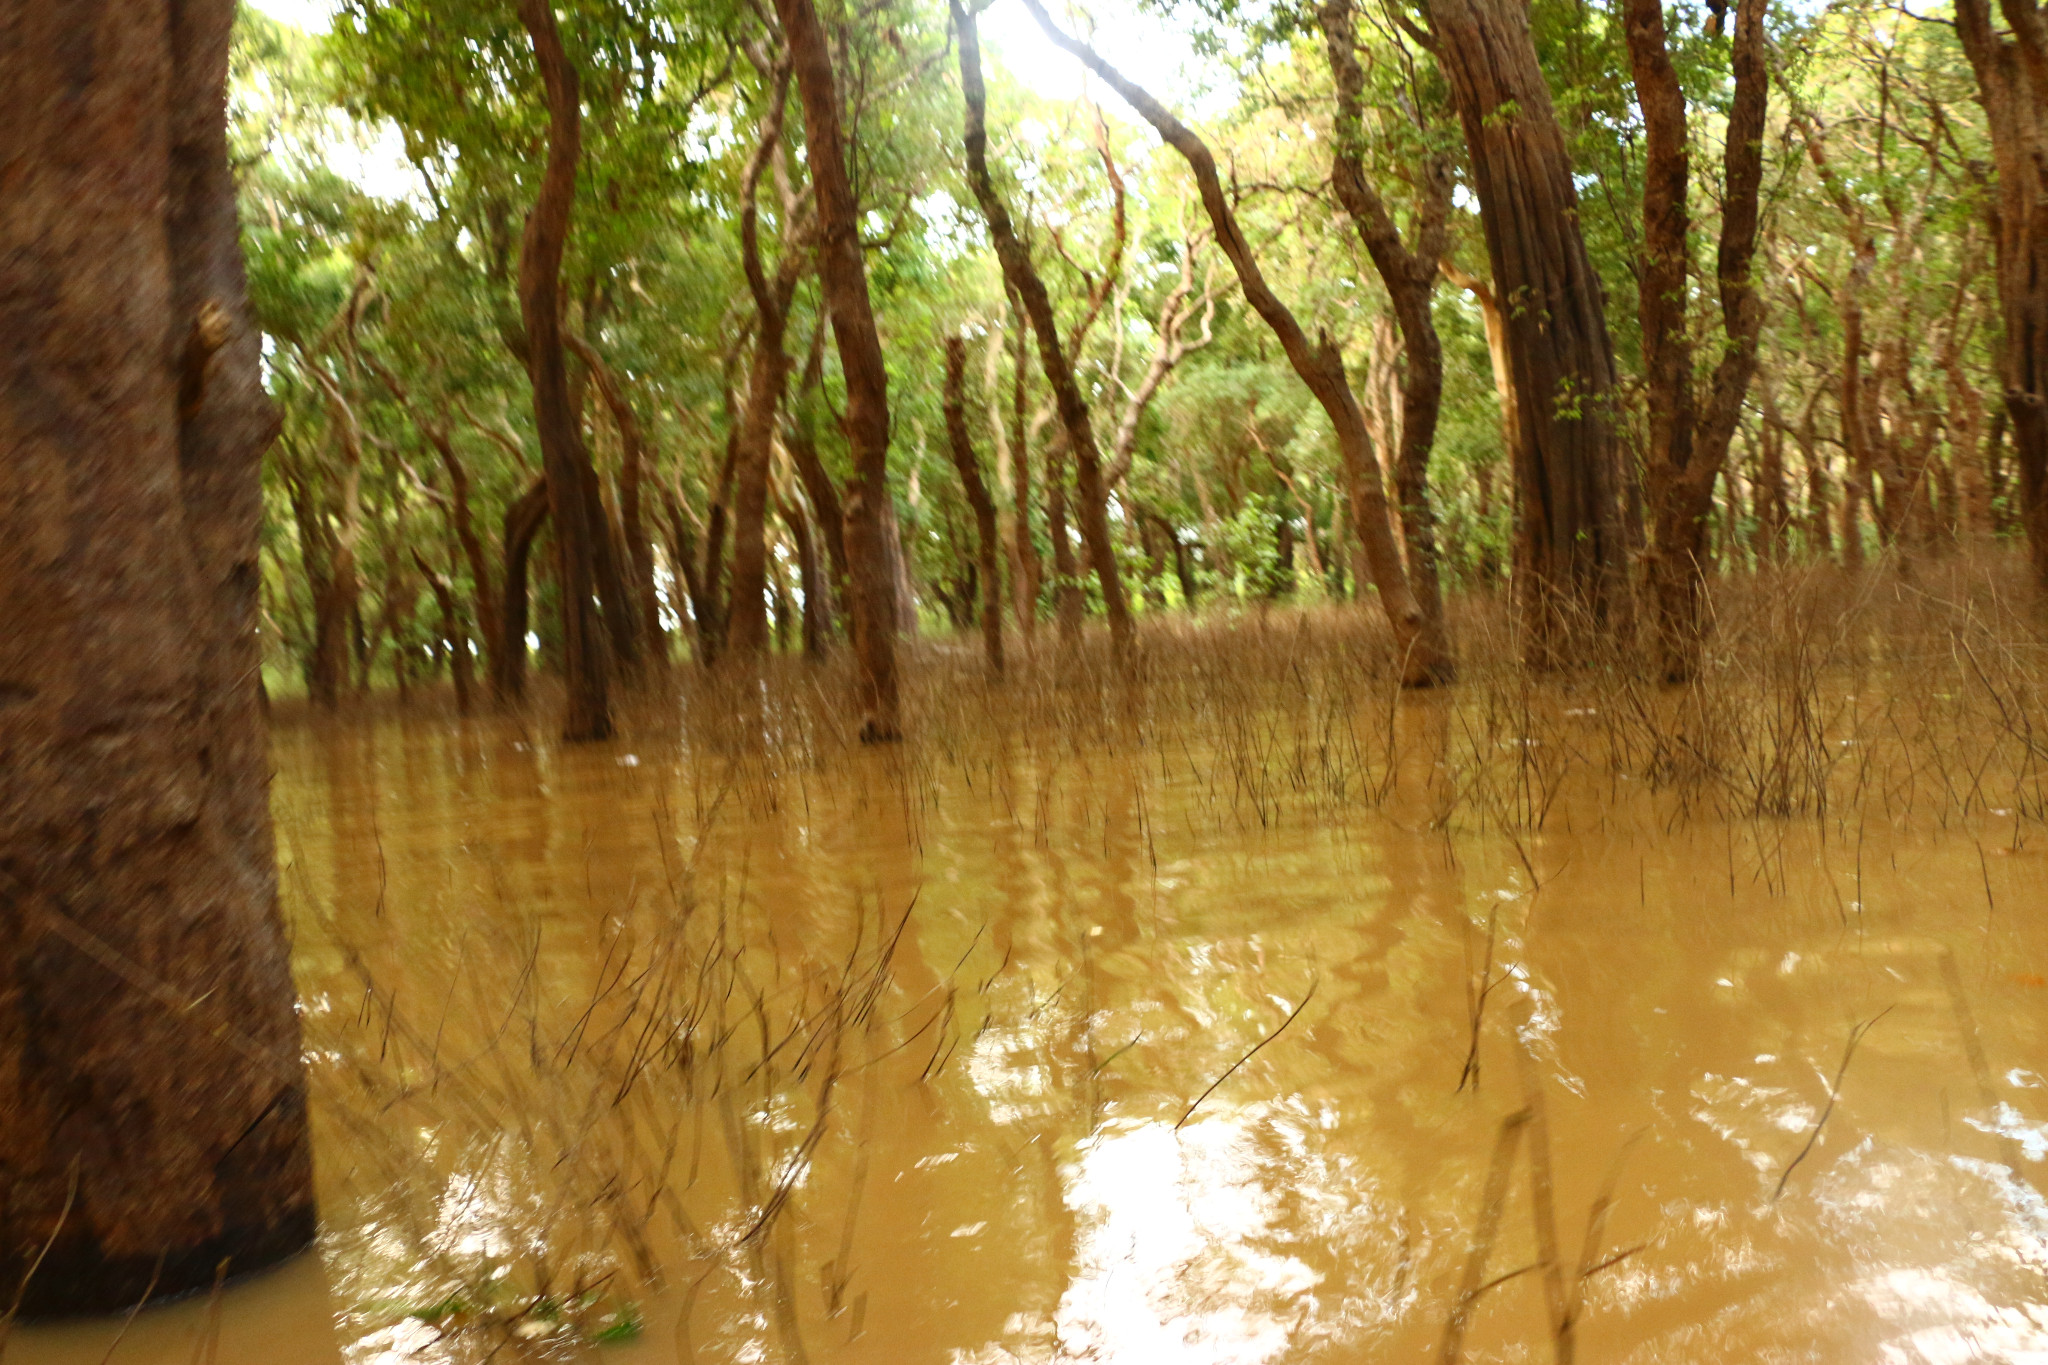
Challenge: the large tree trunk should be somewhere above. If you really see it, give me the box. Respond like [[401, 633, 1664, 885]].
[[1023, 0, 1451, 685], [0, 0, 315, 1315], [1626, 0, 1767, 680], [516, 0, 612, 740], [1954, 0, 2048, 588], [955, 6, 1133, 658], [775, 0, 903, 741], [1427, 0, 1631, 660]]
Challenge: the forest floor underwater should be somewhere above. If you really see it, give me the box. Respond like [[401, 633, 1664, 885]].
[[10, 563, 2048, 1364]]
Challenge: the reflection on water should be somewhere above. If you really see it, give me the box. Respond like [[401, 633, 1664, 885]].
[[10, 702, 2048, 1364]]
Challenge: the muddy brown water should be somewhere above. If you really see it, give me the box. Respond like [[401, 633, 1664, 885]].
[[11, 704, 2048, 1363]]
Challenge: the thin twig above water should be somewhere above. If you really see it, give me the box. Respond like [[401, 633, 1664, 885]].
[[1773, 1005, 1893, 1201], [1176, 977, 1318, 1131]]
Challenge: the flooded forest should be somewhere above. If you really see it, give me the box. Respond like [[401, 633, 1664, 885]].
[[8, 0, 2048, 1360]]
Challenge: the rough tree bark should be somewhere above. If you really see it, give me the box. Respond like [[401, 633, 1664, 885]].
[[1952, 0, 2048, 586], [775, 0, 902, 740], [516, 0, 612, 740], [0, 0, 316, 1316], [955, 4, 1134, 658], [1425, 0, 1631, 659], [1624, 0, 1768, 681], [1022, 0, 1450, 685], [943, 338, 1007, 674]]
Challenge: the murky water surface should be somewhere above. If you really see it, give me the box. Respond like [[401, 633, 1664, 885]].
[[15, 703, 2048, 1363]]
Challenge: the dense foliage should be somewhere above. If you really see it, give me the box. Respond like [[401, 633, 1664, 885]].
[[231, 0, 2034, 711]]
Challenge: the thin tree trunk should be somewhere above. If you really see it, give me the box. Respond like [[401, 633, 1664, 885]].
[[727, 55, 809, 659], [1172, 526, 1200, 608], [697, 432, 740, 662], [1319, 0, 1453, 635], [784, 320, 848, 631], [415, 550, 474, 713], [1102, 236, 1218, 490], [1758, 394, 1790, 564], [1046, 441, 1084, 644], [1006, 303, 1043, 643], [285, 455, 350, 708], [1022, 0, 1450, 684], [955, 6, 1133, 658], [306, 372, 366, 706], [944, 338, 1007, 674], [659, 483, 710, 657], [516, 0, 611, 739], [1799, 396, 1833, 558], [0, 0, 315, 1313], [568, 334, 665, 659], [495, 477, 550, 702], [777, 485, 832, 657], [1626, 0, 1768, 679], [776, 0, 902, 740], [1441, 260, 1524, 487]]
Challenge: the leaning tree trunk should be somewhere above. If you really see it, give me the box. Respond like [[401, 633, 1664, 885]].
[[1427, 0, 1631, 661], [1022, 0, 1451, 685], [0, 0, 315, 1316], [516, 0, 612, 740], [1318, 0, 1454, 647], [956, 4, 1134, 659], [776, 0, 903, 740]]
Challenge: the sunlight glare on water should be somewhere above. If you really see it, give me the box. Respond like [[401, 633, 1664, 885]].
[[10, 702, 2048, 1363]]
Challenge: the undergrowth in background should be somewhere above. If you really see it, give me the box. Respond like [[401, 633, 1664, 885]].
[[600, 557, 2048, 846]]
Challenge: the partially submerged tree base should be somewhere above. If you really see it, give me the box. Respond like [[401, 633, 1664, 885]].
[[1, 0, 316, 1319]]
